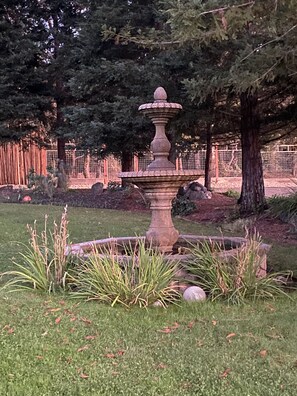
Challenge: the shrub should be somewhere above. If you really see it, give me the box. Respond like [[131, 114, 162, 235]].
[[267, 193, 297, 223], [2, 207, 74, 293], [172, 196, 196, 216], [223, 189, 240, 199], [184, 233, 291, 304], [71, 240, 180, 308], [27, 166, 58, 199]]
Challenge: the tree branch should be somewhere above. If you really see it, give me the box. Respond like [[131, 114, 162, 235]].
[[240, 24, 297, 63], [197, 1, 255, 17]]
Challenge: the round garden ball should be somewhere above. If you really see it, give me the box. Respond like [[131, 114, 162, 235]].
[[22, 195, 32, 203], [183, 286, 206, 302]]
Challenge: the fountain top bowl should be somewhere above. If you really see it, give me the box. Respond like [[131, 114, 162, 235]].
[[138, 87, 182, 116]]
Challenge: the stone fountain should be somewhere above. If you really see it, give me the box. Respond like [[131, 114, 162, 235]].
[[120, 87, 201, 253], [68, 87, 270, 279]]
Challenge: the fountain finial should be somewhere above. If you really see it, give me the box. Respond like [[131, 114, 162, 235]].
[[154, 87, 167, 102]]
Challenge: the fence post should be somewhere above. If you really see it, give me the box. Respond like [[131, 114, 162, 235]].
[[215, 144, 219, 181], [134, 155, 139, 172], [103, 158, 109, 186], [175, 157, 179, 171]]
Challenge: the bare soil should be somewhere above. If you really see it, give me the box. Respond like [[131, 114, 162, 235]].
[[0, 185, 296, 245]]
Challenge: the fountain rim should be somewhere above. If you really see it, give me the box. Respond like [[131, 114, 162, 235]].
[[138, 102, 182, 111], [120, 169, 202, 179]]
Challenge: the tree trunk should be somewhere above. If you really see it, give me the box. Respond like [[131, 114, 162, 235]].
[[57, 136, 66, 163], [83, 152, 91, 178], [239, 91, 266, 215], [204, 123, 213, 190], [121, 151, 134, 187]]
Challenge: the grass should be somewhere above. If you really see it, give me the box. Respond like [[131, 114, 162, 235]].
[[184, 236, 291, 304], [71, 241, 179, 307], [0, 203, 297, 395], [0, 292, 296, 396], [0, 204, 217, 272]]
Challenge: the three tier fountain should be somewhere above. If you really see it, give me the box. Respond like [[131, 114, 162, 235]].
[[68, 87, 269, 278]]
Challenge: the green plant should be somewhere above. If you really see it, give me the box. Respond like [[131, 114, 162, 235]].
[[267, 193, 297, 223], [172, 196, 196, 216], [184, 233, 292, 304], [27, 166, 58, 199], [1, 206, 74, 293], [223, 189, 240, 199], [71, 240, 180, 307]]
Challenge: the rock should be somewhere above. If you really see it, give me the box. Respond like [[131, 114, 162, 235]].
[[189, 181, 205, 191], [186, 189, 212, 200], [183, 286, 206, 302], [91, 182, 104, 195], [184, 182, 212, 200]]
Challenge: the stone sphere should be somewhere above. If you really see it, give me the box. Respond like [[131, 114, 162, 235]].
[[183, 286, 206, 302], [22, 195, 32, 203], [152, 300, 164, 307]]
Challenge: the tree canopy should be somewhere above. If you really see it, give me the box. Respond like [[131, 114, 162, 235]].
[[0, 0, 51, 142], [1, 0, 297, 213]]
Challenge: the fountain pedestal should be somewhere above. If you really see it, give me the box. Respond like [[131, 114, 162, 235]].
[[121, 169, 200, 252]]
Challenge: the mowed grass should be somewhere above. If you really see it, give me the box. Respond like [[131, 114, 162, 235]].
[[0, 203, 297, 395], [0, 204, 218, 272], [0, 293, 296, 396]]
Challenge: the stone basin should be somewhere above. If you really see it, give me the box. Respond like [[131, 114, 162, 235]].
[[67, 234, 270, 280]]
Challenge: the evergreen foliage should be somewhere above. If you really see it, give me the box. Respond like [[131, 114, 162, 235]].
[[161, 0, 297, 214], [0, 1, 51, 142], [62, 1, 161, 170]]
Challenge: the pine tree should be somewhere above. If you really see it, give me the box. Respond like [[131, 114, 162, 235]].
[[0, 1, 51, 142], [30, 0, 86, 162], [63, 0, 160, 171], [162, 0, 297, 214]]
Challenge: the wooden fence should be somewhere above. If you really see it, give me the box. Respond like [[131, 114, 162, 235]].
[[1, 144, 297, 186], [0, 142, 47, 185]]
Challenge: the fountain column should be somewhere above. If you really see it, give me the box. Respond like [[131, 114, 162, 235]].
[[139, 87, 181, 251], [120, 87, 201, 253]]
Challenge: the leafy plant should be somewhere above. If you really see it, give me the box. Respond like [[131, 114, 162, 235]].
[[223, 189, 240, 199], [71, 240, 180, 308], [184, 233, 292, 304], [267, 193, 297, 223], [172, 196, 196, 216], [2, 207, 74, 293], [27, 166, 58, 199]]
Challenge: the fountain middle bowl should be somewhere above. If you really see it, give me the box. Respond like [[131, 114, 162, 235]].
[[120, 169, 202, 186]]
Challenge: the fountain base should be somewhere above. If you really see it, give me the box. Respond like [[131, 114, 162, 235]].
[[67, 234, 270, 283]]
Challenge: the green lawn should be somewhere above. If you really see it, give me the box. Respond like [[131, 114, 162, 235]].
[[0, 203, 296, 395]]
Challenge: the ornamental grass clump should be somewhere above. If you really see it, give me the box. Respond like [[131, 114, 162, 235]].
[[185, 233, 291, 305], [2, 206, 74, 293], [267, 193, 297, 222], [71, 240, 180, 308]]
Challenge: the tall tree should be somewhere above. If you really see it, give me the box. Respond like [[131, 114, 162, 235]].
[[162, 0, 297, 214], [31, 0, 85, 162], [63, 0, 160, 172], [0, 0, 51, 142]]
